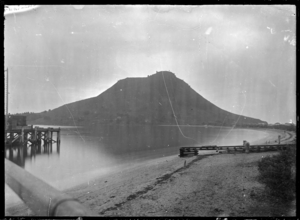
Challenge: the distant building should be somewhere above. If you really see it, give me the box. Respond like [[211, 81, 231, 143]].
[[6, 115, 27, 130], [258, 122, 268, 126], [284, 123, 294, 126]]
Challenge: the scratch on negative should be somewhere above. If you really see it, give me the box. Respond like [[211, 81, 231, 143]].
[[269, 80, 276, 87]]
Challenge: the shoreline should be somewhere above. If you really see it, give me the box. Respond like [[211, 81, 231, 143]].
[[5, 128, 295, 216]]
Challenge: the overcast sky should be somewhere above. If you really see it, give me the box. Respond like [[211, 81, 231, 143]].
[[4, 5, 296, 124]]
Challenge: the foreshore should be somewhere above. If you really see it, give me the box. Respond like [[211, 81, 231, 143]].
[[5, 128, 296, 216]]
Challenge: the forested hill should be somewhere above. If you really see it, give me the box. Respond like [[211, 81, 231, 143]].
[[26, 71, 267, 126]]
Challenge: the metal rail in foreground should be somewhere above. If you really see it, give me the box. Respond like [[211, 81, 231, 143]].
[[5, 159, 96, 216]]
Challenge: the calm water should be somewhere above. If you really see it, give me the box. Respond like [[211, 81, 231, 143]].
[[5, 125, 268, 207]]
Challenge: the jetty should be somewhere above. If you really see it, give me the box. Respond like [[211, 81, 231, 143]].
[[179, 135, 296, 157], [5, 115, 61, 146]]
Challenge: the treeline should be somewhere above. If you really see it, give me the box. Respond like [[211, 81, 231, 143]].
[[9, 109, 52, 116], [235, 123, 296, 132], [9, 112, 35, 115]]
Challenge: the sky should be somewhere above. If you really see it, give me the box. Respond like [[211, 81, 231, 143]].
[[4, 5, 296, 124]]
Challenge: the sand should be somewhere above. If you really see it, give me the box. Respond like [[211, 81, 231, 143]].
[[5, 128, 296, 216]]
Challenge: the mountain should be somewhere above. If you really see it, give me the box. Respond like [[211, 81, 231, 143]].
[[26, 71, 267, 126]]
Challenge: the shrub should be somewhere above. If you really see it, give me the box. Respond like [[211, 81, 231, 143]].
[[258, 148, 296, 201]]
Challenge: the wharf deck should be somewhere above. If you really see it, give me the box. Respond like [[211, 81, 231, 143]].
[[5, 126, 61, 146]]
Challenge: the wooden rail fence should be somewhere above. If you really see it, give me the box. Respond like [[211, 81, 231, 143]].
[[179, 143, 295, 157]]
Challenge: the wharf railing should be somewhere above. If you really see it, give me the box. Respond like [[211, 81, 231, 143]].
[[5, 159, 96, 216]]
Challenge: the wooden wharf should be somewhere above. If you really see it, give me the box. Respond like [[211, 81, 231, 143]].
[[5, 125, 61, 146], [179, 145, 217, 156], [179, 143, 296, 157]]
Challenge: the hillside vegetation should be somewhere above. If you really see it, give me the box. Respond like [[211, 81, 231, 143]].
[[26, 71, 266, 126]]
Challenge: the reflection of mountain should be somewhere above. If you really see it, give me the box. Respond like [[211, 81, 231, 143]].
[[27, 71, 266, 126], [5, 143, 59, 168], [85, 125, 243, 154], [96, 125, 186, 154]]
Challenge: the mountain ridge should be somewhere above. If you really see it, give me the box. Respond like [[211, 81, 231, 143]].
[[26, 71, 267, 126]]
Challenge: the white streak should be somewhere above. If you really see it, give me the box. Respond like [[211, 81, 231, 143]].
[[269, 80, 276, 87], [284, 35, 290, 41], [205, 27, 213, 35]]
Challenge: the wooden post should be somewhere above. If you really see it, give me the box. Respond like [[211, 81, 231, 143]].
[[57, 141, 60, 154], [36, 131, 40, 145], [179, 149, 184, 157], [44, 130, 48, 144], [9, 148, 13, 160], [51, 130, 53, 143], [57, 128, 61, 144], [278, 135, 281, 144], [5, 130, 7, 144], [24, 132, 28, 144], [20, 127, 24, 144], [10, 132, 14, 144], [18, 146, 24, 168], [23, 144, 27, 158], [33, 127, 37, 143], [41, 132, 45, 143], [48, 128, 51, 144], [244, 140, 249, 154], [37, 143, 41, 154], [32, 144, 37, 158], [247, 142, 251, 153]]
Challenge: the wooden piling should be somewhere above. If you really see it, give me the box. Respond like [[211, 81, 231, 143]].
[[57, 128, 61, 144], [57, 141, 60, 154], [47, 128, 51, 144], [36, 131, 40, 145], [51, 130, 53, 143], [44, 130, 48, 144], [9, 148, 13, 160], [20, 128, 24, 144], [23, 145, 27, 158], [5, 129, 8, 143], [33, 127, 37, 143], [10, 132, 14, 144], [24, 132, 28, 144]]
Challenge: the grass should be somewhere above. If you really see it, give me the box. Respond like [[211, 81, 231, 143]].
[[257, 147, 296, 201]]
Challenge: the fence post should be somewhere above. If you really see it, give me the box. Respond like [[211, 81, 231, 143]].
[[244, 140, 249, 153]]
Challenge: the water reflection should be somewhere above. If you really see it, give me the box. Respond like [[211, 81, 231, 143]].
[[86, 125, 264, 153], [5, 125, 267, 170], [5, 125, 268, 206], [5, 142, 60, 168]]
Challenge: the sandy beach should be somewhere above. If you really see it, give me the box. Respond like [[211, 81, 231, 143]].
[[5, 128, 296, 216]]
